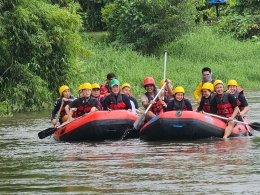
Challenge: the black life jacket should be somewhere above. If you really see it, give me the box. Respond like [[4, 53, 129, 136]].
[[201, 94, 215, 113], [108, 93, 127, 110], [75, 97, 96, 117], [172, 99, 188, 111], [216, 93, 234, 118]]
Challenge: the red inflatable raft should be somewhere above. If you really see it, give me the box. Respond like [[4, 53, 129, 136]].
[[139, 111, 252, 141], [53, 110, 138, 141]]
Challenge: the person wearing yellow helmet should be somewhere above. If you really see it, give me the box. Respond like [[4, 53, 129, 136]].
[[141, 77, 167, 121], [210, 80, 239, 138], [51, 85, 75, 126], [103, 79, 132, 111], [121, 83, 139, 114], [66, 83, 100, 121], [166, 86, 193, 111], [193, 67, 215, 104], [78, 84, 84, 98], [226, 80, 249, 119], [91, 83, 105, 110], [197, 82, 215, 113]]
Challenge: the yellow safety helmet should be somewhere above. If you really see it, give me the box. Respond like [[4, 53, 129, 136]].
[[59, 85, 69, 96], [201, 82, 214, 92], [227, 80, 238, 87], [78, 85, 82, 91], [213, 80, 224, 88], [121, 83, 131, 90], [174, 86, 185, 94], [81, 83, 92, 90], [91, 83, 100, 89]]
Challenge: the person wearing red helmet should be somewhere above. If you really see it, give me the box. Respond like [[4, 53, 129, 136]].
[[140, 77, 167, 121]]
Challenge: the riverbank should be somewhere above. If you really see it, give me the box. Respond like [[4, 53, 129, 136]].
[[82, 26, 260, 98]]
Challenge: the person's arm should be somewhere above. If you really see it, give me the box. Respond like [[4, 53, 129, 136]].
[[228, 94, 239, 120], [193, 82, 202, 102], [66, 99, 78, 121], [210, 97, 217, 114], [123, 94, 132, 111], [185, 99, 193, 111], [131, 96, 139, 109], [166, 100, 174, 111], [197, 98, 205, 112], [238, 94, 249, 116], [141, 94, 149, 109], [102, 96, 110, 110]]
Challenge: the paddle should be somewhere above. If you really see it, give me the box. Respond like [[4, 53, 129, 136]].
[[203, 112, 260, 131], [121, 82, 167, 140], [238, 109, 251, 135]]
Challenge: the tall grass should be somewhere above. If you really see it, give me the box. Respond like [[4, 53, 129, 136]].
[[77, 26, 260, 101]]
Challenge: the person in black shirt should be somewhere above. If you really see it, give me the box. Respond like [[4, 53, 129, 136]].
[[210, 80, 239, 138], [103, 79, 132, 111]]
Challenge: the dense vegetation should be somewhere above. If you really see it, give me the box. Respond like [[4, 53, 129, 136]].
[[0, 0, 259, 115]]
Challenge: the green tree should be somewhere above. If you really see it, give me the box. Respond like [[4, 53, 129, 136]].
[[0, 0, 89, 112], [218, 0, 260, 38], [102, 0, 196, 54]]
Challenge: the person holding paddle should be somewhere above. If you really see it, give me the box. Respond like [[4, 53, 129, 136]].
[[121, 83, 139, 114], [140, 77, 167, 121], [66, 83, 100, 122], [51, 85, 74, 126], [210, 80, 239, 138]]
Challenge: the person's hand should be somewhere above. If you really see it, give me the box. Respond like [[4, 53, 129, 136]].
[[239, 111, 245, 117], [161, 100, 167, 107], [52, 119, 57, 126], [149, 100, 155, 104], [62, 97, 68, 102], [196, 100, 200, 105], [227, 117, 234, 122]]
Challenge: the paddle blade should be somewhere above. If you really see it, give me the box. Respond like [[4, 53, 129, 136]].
[[249, 122, 260, 131], [38, 127, 56, 139], [133, 114, 145, 131]]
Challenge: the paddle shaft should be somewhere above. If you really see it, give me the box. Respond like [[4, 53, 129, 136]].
[[144, 82, 167, 115], [204, 112, 251, 126], [55, 101, 64, 124], [163, 51, 167, 81]]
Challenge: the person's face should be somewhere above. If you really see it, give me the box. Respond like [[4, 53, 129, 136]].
[[78, 90, 84, 98], [215, 84, 224, 95], [107, 77, 115, 84], [145, 84, 154, 93], [122, 87, 131, 96], [82, 89, 92, 98], [228, 85, 237, 94], [201, 89, 211, 98], [111, 85, 119, 94], [62, 89, 70, 98], [175, 93, 184, 101], [202, 71, 211, 80], [91, 88, 100, 97]]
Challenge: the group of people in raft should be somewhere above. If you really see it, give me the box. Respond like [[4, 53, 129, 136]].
[[51, 68, 249, 138]]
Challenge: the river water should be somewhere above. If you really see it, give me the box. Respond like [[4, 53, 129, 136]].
[[0, 93, 260, 194]]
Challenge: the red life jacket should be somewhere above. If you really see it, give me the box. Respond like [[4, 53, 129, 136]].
[[145, 91, 164, 115], [172, 99, 188, 111], [108, 93, 127, 110], [75, 98, 95, 117], [216, 93, 234, 118]]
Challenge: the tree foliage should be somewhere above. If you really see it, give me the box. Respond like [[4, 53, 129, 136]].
[[218, 0, 260, 38], [102, 0, 196, 54], [0, 0, 89, 112]]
